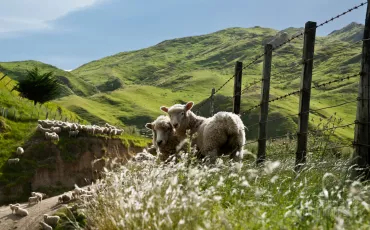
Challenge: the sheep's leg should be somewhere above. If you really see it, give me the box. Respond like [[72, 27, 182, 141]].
[[203, 148, 218, 164], [230, 146, 243, 162]]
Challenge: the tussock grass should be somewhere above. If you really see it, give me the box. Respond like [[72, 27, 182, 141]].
[[77, 149, 370, 230]]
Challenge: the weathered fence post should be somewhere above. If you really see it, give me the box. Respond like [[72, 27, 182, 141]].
[[233, 61, 243, 114], [210, 88, 215, 116], [295, 21, 317, 172], [353, 0, 370, 180], [46, 111, 49, 120], [257, 44, 273, 165]]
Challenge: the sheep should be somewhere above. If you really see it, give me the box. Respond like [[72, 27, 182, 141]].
[[28, 196, 40, 205], [14, 206, 29, 216], [39, 221, 53, 230], [145, 115, 188, 162], [16, 147, 24, 155], [44, 214, 60, 226], [59, 193, 72, 203], [50, 126, 61, 133], [69, 130, 79, 138], [31, 192, 45, 201], [58, 196, 63, 203], [37, 124, 52, 134], [160, 101, 246, 163], [8, 158, 20, 164], [9, 203, 20, 214], [45, 132, 59, 142], [132, 149, 157, 162]]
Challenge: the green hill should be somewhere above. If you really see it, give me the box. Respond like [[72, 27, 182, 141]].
[[0, 60, 99, 97], [1, 23, 363, 142], [57, 23, 361, 141]]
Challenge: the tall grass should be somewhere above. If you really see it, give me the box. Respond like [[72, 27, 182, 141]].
[[74, 146, 370, 230]]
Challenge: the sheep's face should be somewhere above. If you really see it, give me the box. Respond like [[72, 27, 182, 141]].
[[145, 116, 174, 147], [160, 101, 194, 130]]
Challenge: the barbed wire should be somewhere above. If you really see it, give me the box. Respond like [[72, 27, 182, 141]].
[[194, 2, 366, 113], [312, 73, 360, 89], [245, 122, 355, 146]]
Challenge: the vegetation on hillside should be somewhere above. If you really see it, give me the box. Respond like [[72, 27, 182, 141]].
[[74, 126, 368, 229], [14, 67, 64, 105]]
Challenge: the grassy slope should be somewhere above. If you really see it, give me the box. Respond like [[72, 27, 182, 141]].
[[0, 60, 99, 97], [58, 24, 361, 141]]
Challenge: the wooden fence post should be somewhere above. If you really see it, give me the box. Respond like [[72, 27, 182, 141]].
[[46, 111, 49, 120], [210, 88, 215, 116], [353, 0, 370, 180], [257, 44, 273, 165], [295, 21, 317, 172], [233, 61, 243, 114]]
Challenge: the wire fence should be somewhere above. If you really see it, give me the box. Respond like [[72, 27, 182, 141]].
[[190, 1, 368, 168]]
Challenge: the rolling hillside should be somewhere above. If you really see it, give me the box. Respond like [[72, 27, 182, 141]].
[[1, 22, 364, 141], [0, 60, 99, 97]]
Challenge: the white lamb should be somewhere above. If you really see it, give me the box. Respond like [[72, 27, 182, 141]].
[[160, 101, 246, 163], [40, 221, 53, 230], [14, 206, 29, 216], [44, 214, 60, 226], [16, 147, 24, 155], [69, 130, 79, 138], [145, 115, 188, 162], [9, 203, 20, 214], [8, 158, 20, 164]]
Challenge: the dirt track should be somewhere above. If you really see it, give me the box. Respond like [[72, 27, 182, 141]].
[[0, 192, 71, 230]]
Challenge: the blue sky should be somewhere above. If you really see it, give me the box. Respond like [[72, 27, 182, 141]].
[[0, 0, 367, 70]]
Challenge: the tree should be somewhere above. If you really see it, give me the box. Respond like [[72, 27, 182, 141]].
[[14, 67, 63, 105]]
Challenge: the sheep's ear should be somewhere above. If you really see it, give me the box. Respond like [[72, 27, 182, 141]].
[[185, 101, 194, 111], [160, 106, 169, 113], [145, 123, 153, 130]]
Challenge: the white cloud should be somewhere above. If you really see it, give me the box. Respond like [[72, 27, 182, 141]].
[[0, 0, 104, 34]]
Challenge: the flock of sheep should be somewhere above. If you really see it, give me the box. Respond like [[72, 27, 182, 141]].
[[144, 101, 246, 163], [7, 184, 95, 229], [7, 120, 124, 165], [36, 119, 124, 142], [9, 191, 61, 229]]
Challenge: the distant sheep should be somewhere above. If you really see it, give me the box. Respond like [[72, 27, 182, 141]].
[[28, 196, 40, 205], [45, 132, 59, 142], [37, 124, 52, 134], [58, 193, 72, 203], [40, 221, 53, 230], [16, 147, 24, 156], [14, 206, 29, 216], [69, 130, 79, 138], [50, 126, 61, 133], [44, 214, 60, 226], [145, 115, 188, 161], [8, 158, 20, 164], [31, 192, 45, 201], [160, 101, 246, 163]]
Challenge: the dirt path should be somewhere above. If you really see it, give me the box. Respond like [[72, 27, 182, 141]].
[[0, 189, 80, 230]]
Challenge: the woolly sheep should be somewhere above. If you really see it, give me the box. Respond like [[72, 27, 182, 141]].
[[16, 147, 24, 155], [9, 203, 20, 214], [145, 115, 188, 161], [8, 158, 20, 164], [45, 132, 59, 141], [44, 214, 60, 226], [14, 206, 29, 216], [69, 130, 79, 138], [37, 124, 52, 134], [50, 126, 61, 133], [31, 192, 45, 201], [40, 221, 53, 230], [160, 101, 246, 163], [28, 196, 40, 205]]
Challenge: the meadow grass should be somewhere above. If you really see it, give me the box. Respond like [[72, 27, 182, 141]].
[[73, 144, 370, 230]]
